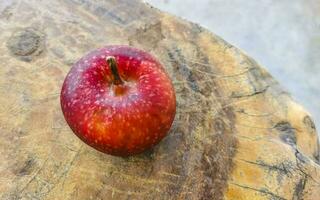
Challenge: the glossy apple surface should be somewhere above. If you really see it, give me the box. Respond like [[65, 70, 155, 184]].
[[60, 45, 176, 156]]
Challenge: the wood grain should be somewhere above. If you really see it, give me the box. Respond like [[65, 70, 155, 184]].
[[0, 0, 319, 199]]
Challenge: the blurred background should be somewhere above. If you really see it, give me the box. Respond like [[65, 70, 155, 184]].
[[145, 0, 320, 131]]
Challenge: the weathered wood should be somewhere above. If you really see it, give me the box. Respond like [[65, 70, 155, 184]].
[[0, 0, 319, 199]]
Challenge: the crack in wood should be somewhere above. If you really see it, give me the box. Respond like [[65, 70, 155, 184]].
[[230, 182, 286, 200]]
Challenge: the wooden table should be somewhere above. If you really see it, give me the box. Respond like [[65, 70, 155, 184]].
[[0, 0, 319, 199]]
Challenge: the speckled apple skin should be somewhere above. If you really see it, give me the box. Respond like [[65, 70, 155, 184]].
[[60, 46, 176, 156]]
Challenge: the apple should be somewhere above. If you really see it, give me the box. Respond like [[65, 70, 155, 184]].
[[60, 45, 176, 156]]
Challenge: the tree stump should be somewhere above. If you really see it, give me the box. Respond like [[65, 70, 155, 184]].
[[0, 0, 319, 199]]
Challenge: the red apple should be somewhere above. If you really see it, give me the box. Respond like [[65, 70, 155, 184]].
[[60, 45, 176, 156]]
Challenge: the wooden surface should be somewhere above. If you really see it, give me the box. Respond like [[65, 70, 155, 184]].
[[0, 0, 319, 199]]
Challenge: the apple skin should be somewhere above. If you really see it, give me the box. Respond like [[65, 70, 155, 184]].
[[60, 45, 176, 156]]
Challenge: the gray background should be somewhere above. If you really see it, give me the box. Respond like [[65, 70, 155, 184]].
[[145, 0, 320, 131]]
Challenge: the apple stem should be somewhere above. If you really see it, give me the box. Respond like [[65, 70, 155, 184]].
[[106, 56, 124, 85]]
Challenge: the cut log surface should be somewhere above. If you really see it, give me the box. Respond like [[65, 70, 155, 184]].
[[0, 0, 319, 199]]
